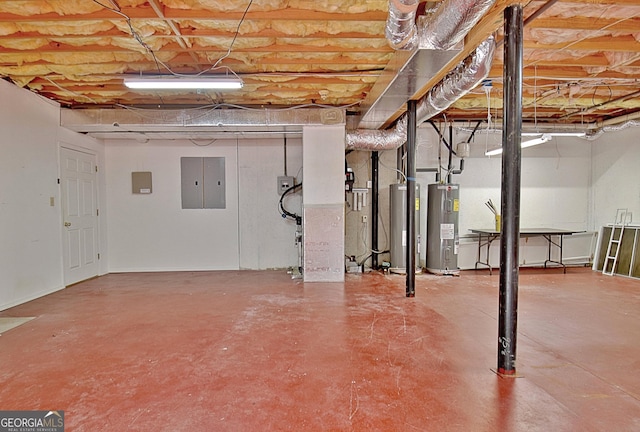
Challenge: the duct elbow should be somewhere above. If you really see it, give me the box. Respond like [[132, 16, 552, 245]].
[[419, 0, 497, 50], [385, 0, 420, 50], [345, 116, 408, 151]]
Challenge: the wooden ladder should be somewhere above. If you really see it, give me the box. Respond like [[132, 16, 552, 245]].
[[603, 209, 632, 276]]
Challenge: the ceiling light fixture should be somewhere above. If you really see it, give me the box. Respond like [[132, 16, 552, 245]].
[[124, 75, 244, 90], [485, 134, 553, 156], [521, 132, 586, 137]]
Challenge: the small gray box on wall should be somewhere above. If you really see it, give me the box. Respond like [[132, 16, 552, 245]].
[[181, 157, 225, 209], [132, 171, 152, 194]]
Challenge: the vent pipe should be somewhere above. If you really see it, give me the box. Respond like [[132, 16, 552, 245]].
[[385, 0, 496, 51], [346, 37, 495, 150], [419, 0, 496, 50], [385, 0, 420, 50]]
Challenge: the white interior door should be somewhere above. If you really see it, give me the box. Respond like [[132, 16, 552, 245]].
[[60, 147, 99, 285]]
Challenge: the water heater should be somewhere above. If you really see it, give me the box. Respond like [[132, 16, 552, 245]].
[[389, 183, 421, 273], [426, 183, 460, 275]]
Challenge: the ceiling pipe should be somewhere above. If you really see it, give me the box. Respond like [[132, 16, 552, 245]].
[[346, 37, 495, 150], [419, 0, 496, 50], [346, 115, 407, 150], [387, 0, 497, 51], [385, 0, 420, 50]]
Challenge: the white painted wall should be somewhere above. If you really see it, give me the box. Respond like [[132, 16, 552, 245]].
[[303, 125, 346, 282], [2, 74, 638, 308], [0, 80, 104, 311], [105, 139, 240, 271], [238, 138, 302, 270], [591, 125, 640, 230], [104, 137, 303, 272]]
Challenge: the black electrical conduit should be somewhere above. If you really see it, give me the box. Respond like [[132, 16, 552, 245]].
[[447, 124, 454, 183], [371, 151, 380, 269], [279, 182, 302, 225], [417, 119, 483, 178]]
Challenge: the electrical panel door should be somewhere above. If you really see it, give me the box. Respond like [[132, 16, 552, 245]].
[[181, 157, 225, 209], [203, 157, 225, 209]]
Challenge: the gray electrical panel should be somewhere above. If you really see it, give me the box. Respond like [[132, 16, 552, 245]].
[[203, 157, 225, 208], [389, 183, 421, 272], [426, 183, 459, 275], [181, 157, 225, 209]]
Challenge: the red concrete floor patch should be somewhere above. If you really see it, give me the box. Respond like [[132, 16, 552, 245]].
[[0, 268, 638, 431]]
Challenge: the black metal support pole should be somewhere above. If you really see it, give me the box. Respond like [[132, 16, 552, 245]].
[[406, 100, 417, 297], [498, 4, 523, 376], [447, 124, 453, 184], [372, 151, 379, 269]]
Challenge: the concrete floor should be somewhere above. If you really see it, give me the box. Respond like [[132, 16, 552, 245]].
[[0, 268, 639, 431]]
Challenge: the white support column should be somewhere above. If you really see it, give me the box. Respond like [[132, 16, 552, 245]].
[[302, 125, 345, 282]]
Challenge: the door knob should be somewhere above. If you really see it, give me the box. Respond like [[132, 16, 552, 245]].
[[64, 222, 71, 227]]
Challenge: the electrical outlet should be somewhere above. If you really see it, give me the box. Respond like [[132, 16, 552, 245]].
[[277, 176, 295, 194]]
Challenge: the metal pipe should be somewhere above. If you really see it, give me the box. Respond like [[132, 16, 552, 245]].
[[283, 136, 288, 176], [496, 0, 560, 48], [497, 4, 523, 376], [406, 100, 417, 297], [447, 124, 454, 183], [372, 151, 380, 269], [428, 120, 456, 156], [397, 143, 405, 182], [451, 158, 465, 175]]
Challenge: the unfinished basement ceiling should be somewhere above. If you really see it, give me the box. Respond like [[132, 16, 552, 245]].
[[1, 0, 639, 131]]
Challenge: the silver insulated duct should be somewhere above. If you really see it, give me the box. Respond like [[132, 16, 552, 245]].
[[347, 37, 495, 150], [417, 36, 495, 122], [419, 0, 496, 50], [350, 0, 496, 144], [385, 0, 420, 50], [384, 0, 496, 51], [345, 115, 407, 151]]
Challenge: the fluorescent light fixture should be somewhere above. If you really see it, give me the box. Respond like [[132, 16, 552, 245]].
[[124, 75, 244, 90], [521, 134, 552, 149], [522, 132, 586, 137], [485, 146, 504, 156], [485, 134, 552, 156]]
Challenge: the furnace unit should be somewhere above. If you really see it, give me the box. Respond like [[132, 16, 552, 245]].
[[426, 183, 460, 275]]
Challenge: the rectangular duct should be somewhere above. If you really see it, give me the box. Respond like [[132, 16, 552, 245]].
[[356, 47, 460, 130]]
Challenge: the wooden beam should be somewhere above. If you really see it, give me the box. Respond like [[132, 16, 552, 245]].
[[0, 8, 388, 23], [528, 16, 640, 33], [525, 35, 640, 52]]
